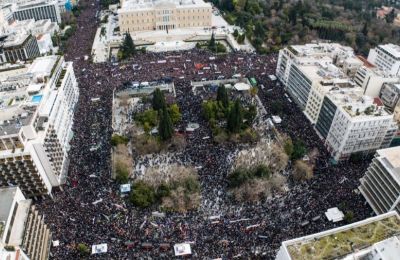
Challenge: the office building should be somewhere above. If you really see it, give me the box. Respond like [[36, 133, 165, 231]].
[[118, 0, 212, 33], [380, 83, 400, 111], [0, 33, 40, 63], [315, 88, 397, 161], [13, 0, 62, 24], [5, 19, 59, 54], [0, 55, 79, 197], [0, 187, 51, 260], [354, 65, 399, 97], [368, 44, 400, 76], [359, 146, 400, 214], [276, 211, 400, 260], [277, 43, 399, 161], [276, 43, 364, 124]]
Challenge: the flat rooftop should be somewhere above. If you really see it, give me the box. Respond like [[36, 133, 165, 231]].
[[0, 187, 19, 235], [288, 43, 354, 58], [0, 33, 30, 48], [284, 212, 400, 260], [376, 147, 400, 183], [0, 56, 60, 136], [327, 88, 393, 118], [378, 44, 400, 59]]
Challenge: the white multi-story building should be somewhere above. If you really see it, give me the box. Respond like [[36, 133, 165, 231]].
[[368, 44, 400, 76], [0, 33, 41, 63], [12, 0, 62, 24], [276, 211, 400, 260], [315, 88, 397, 161], [380, 83, 400, 111], [118, 0, 212, 33], [4, 19, 59, 54], [359, 146, 400, 214], [354, 65, 399, 97], [0, 187, 51, 260], [276, 43, 363, 124], [277, 43, 399, 161], [0, 55, 79, 198]]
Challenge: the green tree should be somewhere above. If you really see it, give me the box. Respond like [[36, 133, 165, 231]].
[[129, 181, 156, 207], [111, 134, 129, 146], [227, 99, 243, 133], [168, 104, 182, 124], [244, 104, 257, 126], [233, 29, 239, 38], [119, 33, 136, 60], [284, 138, 294, 157], [217, 85, 229, 108], [136, 109, 158, 127], [361, 22, 368, 36], [77, 243, 90, 255], [156, 183, 171, 201], [209, 32, 216, 51], [254, 164, 271, 179], [228, 168, 251, 188], [344, 210, 354, 223], [159, 106, 173, 141], [291, 139, 307, 160], [152, 88, 165, 111]]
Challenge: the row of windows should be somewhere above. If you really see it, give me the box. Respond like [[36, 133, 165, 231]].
[[122, 22, 208, 31]]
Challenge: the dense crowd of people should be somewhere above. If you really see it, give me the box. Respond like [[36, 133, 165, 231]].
[[35, 0, 373, 259]]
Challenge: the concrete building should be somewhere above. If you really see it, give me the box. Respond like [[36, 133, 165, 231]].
[[13, 0, 62, 24], [0, 55, 79, 197], [276, 211, 400, 260], [0, 33, 40, 63], [315, 88, 397, 161], [0, 187, 51, 260], [276, 43, 362, 124], [368, 44, 400, 76], [118, 0, 212, 33], [380, 83, 400, 111], [359, 147, 400, 214], [354, 65, 399, 97]]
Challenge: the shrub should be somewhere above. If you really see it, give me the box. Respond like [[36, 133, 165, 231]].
[[254, 164, 271, 179], [77, 243, 90, 255], [228, 168, 252, 188], [115, 161, 129, 184], [291, 139, 306, 160], [129, 181, 156, 208], [293, 160, 313, 181], [111, 134, 129, 146]]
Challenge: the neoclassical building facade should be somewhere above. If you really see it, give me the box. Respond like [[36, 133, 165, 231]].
[[118, 0, 212, 33]]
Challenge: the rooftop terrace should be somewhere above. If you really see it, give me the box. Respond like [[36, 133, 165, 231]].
[[286, 214, 400, 260]]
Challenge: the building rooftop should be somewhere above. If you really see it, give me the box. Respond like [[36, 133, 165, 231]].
[[0, 55, 60, 136], [16, 0, 56, 10], [327, 88, 393, 118], [0, 33, 31, 48], [378, 44, 400, 59], [376, 146, 400, 179], [288, 43, 355, 58], [284, 212, 400, 260], [0, 187, 19, 235]]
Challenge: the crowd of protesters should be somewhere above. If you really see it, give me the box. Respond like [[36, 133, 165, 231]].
[[35, 0, 373, 259]]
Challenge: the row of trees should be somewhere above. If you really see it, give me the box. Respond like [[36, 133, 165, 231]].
[[135, 88, 181, 141], [202, 85, 257, 143]]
